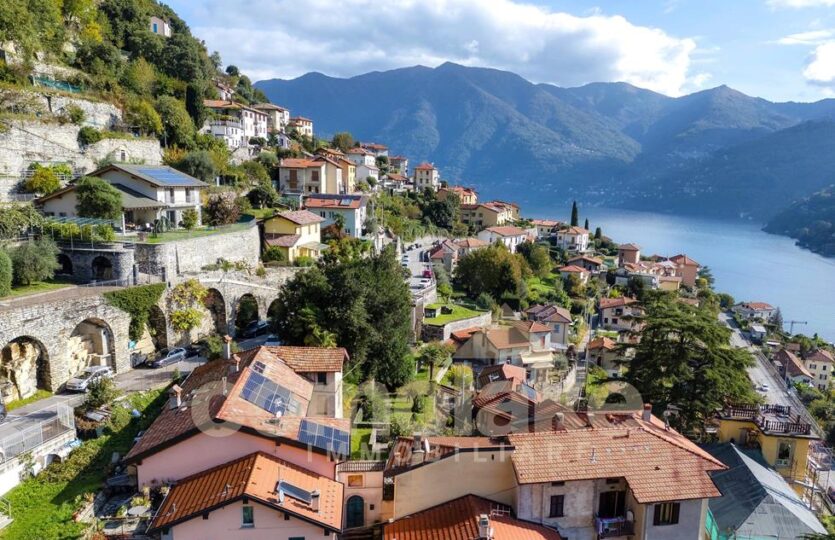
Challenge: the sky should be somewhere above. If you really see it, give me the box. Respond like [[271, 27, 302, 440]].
[[166, 0, 835, 102]]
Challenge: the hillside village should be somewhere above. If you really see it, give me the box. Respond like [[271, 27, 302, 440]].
[[1, 2, 835, 540]]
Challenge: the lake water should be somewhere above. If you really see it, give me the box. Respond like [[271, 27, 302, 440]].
[[522, 204, 835, 342]]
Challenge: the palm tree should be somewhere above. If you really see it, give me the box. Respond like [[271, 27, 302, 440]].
[[333, 214, 346, 237]]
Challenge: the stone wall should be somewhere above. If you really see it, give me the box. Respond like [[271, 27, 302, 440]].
[[421, 311, 492, 342], [0, 291, 132, 396], [134, 224, 262, 283], [44, 95, 122, 129], [60, 244, 135, 283]]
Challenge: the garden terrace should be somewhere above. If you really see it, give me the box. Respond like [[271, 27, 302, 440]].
[[721, 404, 814, 437]]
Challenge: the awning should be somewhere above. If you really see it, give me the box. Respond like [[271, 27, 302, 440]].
[[299, 241, 329, 251], [111, 183, 167, 210]]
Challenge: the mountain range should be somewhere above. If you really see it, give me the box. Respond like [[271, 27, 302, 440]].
[[256, 62, 835, 221]]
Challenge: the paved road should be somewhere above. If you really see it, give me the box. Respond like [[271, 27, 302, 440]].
[[401, 237, 443, 298], [0, 285, 124, 312]]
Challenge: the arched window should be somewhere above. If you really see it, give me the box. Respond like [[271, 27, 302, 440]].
[[345, 495, 365, 529]]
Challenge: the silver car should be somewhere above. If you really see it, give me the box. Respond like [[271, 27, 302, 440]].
[[66, 365, 114, 392]]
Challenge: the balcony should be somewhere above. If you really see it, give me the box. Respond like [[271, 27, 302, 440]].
[[722, 404, 813, 436], [595, 515, 634, 538]]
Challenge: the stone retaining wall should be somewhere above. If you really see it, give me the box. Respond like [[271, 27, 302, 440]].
[[421, 311, 492, 342]]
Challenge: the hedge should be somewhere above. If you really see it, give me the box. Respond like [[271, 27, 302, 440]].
[[104, 284, 166, 340]]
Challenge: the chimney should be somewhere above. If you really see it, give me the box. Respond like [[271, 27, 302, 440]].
[[223, 335, 233, 360], [586, 412, 595, 427], [222, 376, 228, 396], [477, 514, 493, 540], [553, 412, 565, 431], [412, 433, 422, 452], [642, 403, 652, 422], [411, 433, 426, 465], [310, 490, 320, 513], [168, 384, 183, 410]]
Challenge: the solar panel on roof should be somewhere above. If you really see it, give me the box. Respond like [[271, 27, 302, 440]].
[[298, 419, 350, 456], [339, 198, 352, 206], [136, 167, 200, 186], [519, 384, 537, 401], [241, 372, 301, 416], [252, 361, 266, 374], [277, 481, 312, 504]]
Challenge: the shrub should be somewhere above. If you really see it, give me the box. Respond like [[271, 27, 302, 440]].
[[204, 192, 240, 226], [93, 224, 116, 242], [77, 126, 102, 146], [262, 245, 285, 263], [85, 377, 119, 409], [104, 284, 166, 340], [126, 99, 162, 136], [171, 308, 203, 331], [10, 238, 59, 285], [0, 250, 11, 297], [66, 104, 86, 124], [294, 255, 315, 267], [24, 166, 60, 195], [173, 150, 215, 183], [76, 176, 122, 219], [181, 209, 199, 230]]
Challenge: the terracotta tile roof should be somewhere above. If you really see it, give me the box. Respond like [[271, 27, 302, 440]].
[[261, 345, 347, 372], [477, 364, 527, 387], [509, 421, 726, 503], [739, 301, 774, 311], [560, 226, 589, 235], [485, 225, 526, 237], [588, 337, 617, 351], [670, 253, 700, 266], [347, 146, 373, 156], [775, 349, 813, 379], [149, 451, 343, 533], [361, 142, 388, 150], [473, 379, 538, 408], [336, 460, 385, 473], [385, 436, 508, 474], [484, 326, 530, 350], [290, 116, 313, 123], [276, 209, 325, 225], [414, 162, 435, 170], [450, 326, 482, 344], [385, 173, 409, 182], [455, 237, 488, 249], [264, 233, 300, 247], [567, 255, 603, 266], [280, 158, 320, 168], [203, 99, 242, 109], [619, 243, 641, 250], [531, 219, 561, 227], [252, 102, 287, 111], [383, 494, 562, 540], [806, 349, 835, 364], [509, 320, 551, 334], [599, 297, 638, 310], [303, 195, 365, 210], [558, 265, 588, 274], [526, 304, 572, 324]]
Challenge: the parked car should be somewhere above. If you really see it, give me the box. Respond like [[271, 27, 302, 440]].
[[264, 334, 282, 346], [0, 402, 8, 423], [66, 365, 114, 392], [241, 320, 270, 339], [422, 269, 432, 278], [147, 348, 186, 368], [759, 383, 770, 392]]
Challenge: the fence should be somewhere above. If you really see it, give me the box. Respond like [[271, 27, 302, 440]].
[[0, 404, 75, 464]]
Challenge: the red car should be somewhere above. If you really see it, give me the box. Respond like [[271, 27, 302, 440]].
[[422, 269, 432, 278]]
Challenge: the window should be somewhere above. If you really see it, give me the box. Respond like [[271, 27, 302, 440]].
[[612, 318, 619, 325], [777, 441, 793, 466], [317, 372, 328, 385], [242, 505, 254, 528], [653, 502, 680, 526], [549, 495, 565, 518], [347, 474, 364, 487]]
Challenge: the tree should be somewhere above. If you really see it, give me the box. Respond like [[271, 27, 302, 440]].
[[584, 218, 589, 230], [185, 82, 207, 128], [330, 132, 354, 152], [365, 176, 377, 189], [10, 238, 59, 285], [424, 193, 459, 230], [181, 208, 199, 230], [0, 249, 12, 297], [517, 242, 552, 278], [594, 227, 602, 240], [76, 176, 122, 219], [126, 98, 162, 136], [225, 65, 239, 76], [24, 166, 60, 195], [173, 150, 216, 183], [438, 282, 453, 303], [570, 201, 579, 227], [205, 191, 240, 226], [418, 341, 454, 382], [155, 95, 195, 147], [332, 214, 346, 236], [271, 246, 413, 389], [455, 244, 526, 300], [771, 307, 784, 332], [247, 180, 278, 209], [625, 292, 756, 435]]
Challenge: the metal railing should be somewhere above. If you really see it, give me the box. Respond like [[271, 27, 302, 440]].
[[595, 515, 634, 538], [0, 404, 75, 464]]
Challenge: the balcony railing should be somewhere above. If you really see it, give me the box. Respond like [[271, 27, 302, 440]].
[[722, 404, 812, 435], [595, 515, 634, 538]]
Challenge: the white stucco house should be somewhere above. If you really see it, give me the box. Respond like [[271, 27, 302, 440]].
[[477, 225, 529, 253], [304, 193, 369, 238]]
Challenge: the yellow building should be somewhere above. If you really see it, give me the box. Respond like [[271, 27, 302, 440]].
[[716, 404, 819, 494], [263, 210, 325, 263]]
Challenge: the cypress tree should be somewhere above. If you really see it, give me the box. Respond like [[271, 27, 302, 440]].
[[584, 218, 589, 230], [570, 201, 578, 226]]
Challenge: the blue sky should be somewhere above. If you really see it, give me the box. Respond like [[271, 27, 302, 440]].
[[168, 0, 835, 102]]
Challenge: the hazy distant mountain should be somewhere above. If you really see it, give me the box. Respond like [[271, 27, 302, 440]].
[[765, 185, 835, 257], [256, 62, 835, 220]]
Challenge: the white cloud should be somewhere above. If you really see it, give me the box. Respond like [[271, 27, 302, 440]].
[[178, 0, 700, 96], [804, 42, 835, 85], [777, 29, 834, 45], [768, 0, 835, 7]]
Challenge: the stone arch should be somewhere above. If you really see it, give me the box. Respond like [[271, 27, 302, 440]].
[[0, 336, 51, 400], [68, 318, 116, 376], [92, 256, 113, 281], [56, 253, 73, 277], [148, 305, 168, 350], [235, 293, 260, 333], [267, 298, 281, 331], [345, 495, 365, 528], [203, 288, 228, 334]]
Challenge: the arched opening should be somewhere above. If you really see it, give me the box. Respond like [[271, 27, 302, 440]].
[[92, 256, 113, 281], [267, 299, 281, 333], [203, 288, 227, 334], [0, 336, 51, 401], [346, 495, 365, 529], [147, 305, 168, 350], [235, 294, 260, 334], [68, 318, 115, 378], [56, 254, 73, 277]]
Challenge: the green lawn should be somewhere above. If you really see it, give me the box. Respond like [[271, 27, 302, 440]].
[[7, 280, 73, 298], [423, 303, 484, 326], [5, 390, 52, 412], [1, 388, 166, 540], [350, 427, 372, 460], [245, 208, 278, 220], [526, 273, 561, 302]]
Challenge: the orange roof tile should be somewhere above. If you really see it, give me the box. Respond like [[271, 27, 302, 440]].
[[740, 301, 774, 311], [599, 297, 638, 310], [558, 265, 588, 274], [561, 226, 589, 235], [619, 243, 641, 251], [267, 345, 348, 372], [455, 237, 488, 249], [280, 158, 320, 168], [149, 452, 343, 533], [775, 349, 813, 379], [509, 425, 725, 503], [806, 349, 835, 364], [477, 364, 528, 387], [567, 255, 604, 266], [304, 195, 365, 210], [385, 436, 508, 474], [275, 209, 325, 225], [588, 337, 617, 351], [485, 225, 526, 237], [383, 494, 562, 540], [670, 254, 700, 266], [414, 162, 435, 170], [483, 326, 530, 350], [508, 320, 551, 334]]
